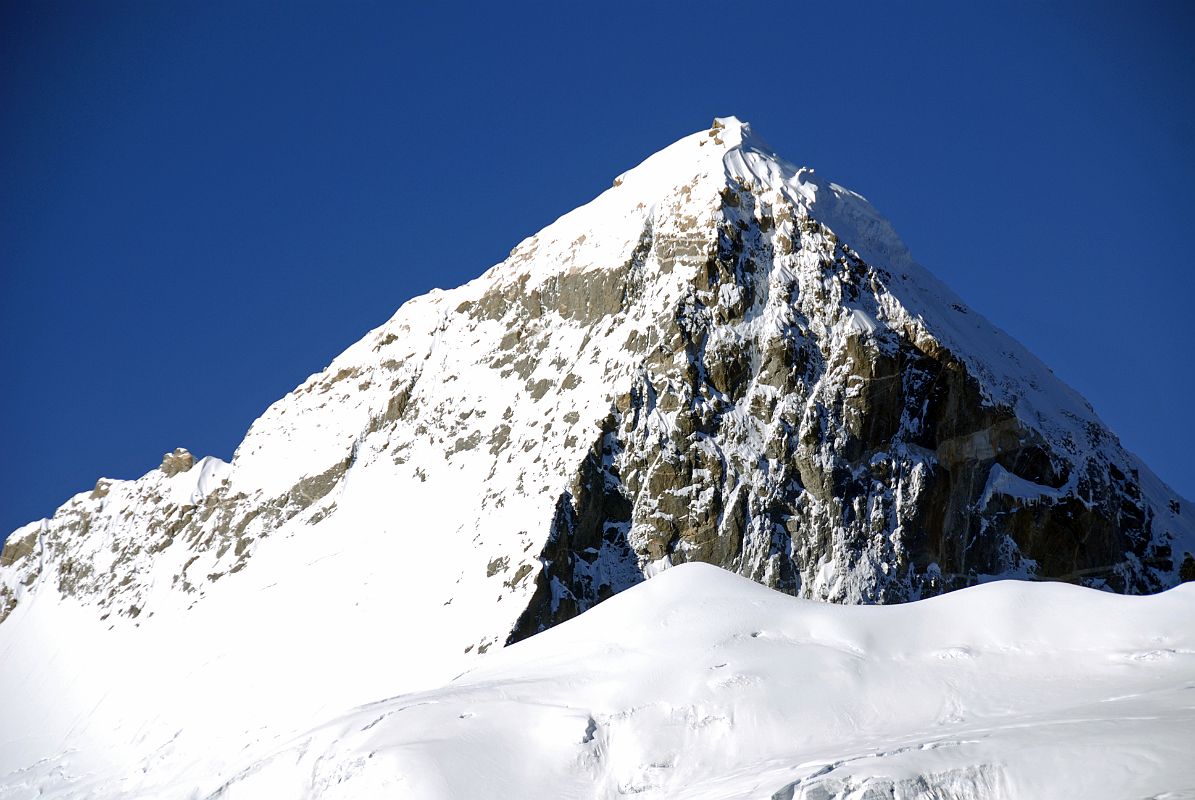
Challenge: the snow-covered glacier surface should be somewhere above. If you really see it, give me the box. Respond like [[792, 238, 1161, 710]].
[[11, 564, 1194, 799]]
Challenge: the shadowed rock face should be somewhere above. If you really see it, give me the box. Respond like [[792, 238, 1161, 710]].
[[506, 175, 1179, 639]]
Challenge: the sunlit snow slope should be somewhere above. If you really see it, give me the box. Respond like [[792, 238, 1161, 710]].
[[2, 117, 1193, 797], [139, 565, 1195, 799]]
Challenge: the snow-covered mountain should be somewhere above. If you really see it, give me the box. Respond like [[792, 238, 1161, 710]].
[[1, 117, 1192, 797]]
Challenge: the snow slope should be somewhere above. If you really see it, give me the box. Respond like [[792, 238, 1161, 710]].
[[80, 564, 1195, 799]]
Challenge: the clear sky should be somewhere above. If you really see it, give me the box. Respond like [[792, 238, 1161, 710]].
[[2, 1, 1192, 542]]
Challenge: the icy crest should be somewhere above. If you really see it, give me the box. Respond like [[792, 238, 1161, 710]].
[[493, 116, 913, 288]]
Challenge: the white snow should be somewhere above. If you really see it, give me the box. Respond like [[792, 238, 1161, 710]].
[[981, 463, 1065, 507], [44, 563, 1193, 800], [844, 307, 882, 336]]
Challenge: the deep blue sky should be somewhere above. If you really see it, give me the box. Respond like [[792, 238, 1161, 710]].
[[2, 1, 1193, 541]]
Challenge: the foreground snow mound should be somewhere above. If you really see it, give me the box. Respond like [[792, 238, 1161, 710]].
[[189, 564, 1193, 800]]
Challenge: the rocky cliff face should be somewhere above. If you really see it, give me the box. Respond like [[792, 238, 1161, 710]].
[[504, 122, 1192, 637], [2, 116, 1191, 659]]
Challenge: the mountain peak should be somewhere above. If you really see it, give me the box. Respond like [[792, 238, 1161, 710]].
[[709, 114, 752, 144], [493, 116, 913, 299]]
